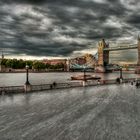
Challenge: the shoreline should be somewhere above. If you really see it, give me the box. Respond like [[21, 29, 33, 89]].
[[0, 77, 140, 95], [0, 70, 136, 74]]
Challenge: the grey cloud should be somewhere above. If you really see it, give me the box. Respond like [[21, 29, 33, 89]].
[[0, 0, 139, 63], [126, 13, 140, 29]]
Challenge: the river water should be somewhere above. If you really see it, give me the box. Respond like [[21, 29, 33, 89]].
[[0, 71, 140, 86]]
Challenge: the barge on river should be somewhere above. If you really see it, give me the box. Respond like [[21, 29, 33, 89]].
[[71, 74, 101, 81]]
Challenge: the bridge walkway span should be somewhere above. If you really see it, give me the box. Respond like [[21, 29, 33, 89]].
[[104, 44, 137, 51]]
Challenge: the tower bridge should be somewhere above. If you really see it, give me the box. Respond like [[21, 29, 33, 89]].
[[97, 37, 140, 73], [69, 37, 140, 73]]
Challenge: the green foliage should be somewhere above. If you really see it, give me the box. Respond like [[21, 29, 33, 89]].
[[25, 60, 33, 69], [6, 59, 13, 68], [1, 59, 65, 71], [49, 63, 64, 70], [45, 63, 51, 69], [33, 61, 46, 70], [1, 59, 8, 65], [5, 59, 26, 69]]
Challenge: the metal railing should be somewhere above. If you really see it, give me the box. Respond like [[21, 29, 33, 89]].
[[31, 82, 81, 91], [0, 77, 140, 94], [0, 86, 24, 94]]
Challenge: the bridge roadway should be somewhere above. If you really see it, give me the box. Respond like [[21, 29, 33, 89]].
[[104, 44, 137, 51], [0, 84, 140, 140]]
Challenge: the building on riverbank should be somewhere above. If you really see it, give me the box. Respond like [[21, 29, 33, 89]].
[[42, 59, 68, 71]]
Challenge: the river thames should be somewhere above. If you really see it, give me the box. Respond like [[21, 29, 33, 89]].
[[0, 72, 140, 140], [0, 71, 140, 86]]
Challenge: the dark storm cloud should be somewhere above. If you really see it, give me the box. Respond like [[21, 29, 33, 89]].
[[0, 0, 45, 4], [0, 0, 139, 62], [126, 13, 140, 29]]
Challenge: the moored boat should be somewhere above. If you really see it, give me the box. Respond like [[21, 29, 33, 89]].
[[71, 74, 101, 80]]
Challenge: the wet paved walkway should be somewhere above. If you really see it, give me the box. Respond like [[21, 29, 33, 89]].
[[0, 84, 140, 140]]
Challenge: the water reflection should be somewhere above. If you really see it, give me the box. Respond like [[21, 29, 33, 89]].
[[24, 94, 31, 105]]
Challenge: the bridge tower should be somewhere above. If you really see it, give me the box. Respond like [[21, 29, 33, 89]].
[[98, 39, 109, 66], [135, 36, 140, 73], [137, 36, 140, 65]]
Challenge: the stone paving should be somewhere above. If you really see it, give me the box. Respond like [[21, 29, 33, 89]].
[[0, 84, 140, 140]]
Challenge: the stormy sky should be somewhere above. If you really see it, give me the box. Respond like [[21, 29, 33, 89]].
[[0, 0, 140, 63]]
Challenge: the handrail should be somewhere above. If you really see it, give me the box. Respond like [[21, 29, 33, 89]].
[[0, 77, 140, 94]]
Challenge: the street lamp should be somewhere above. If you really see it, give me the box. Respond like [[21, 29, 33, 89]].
[[25, 64, 30, 85], [82, 65, 86, 87], [83, 65, 86, 82], [120, 66, 123, 79]]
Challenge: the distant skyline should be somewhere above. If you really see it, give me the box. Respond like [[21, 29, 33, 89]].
[[0, 0, 140, 63]]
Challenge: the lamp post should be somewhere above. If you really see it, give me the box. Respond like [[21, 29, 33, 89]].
[[24, 64, 31, 93], [119, 66, 123, 84], [82, 65, 86, 87], [120, 66, 123, 79], [25, 64, 30, 85], [83, 65, 86, 82]]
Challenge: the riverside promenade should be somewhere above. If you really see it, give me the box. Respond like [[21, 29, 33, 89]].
[[0, 84, 140, 140], [0, 78, 140, 95]]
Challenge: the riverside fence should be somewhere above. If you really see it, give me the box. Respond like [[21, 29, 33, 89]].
[[0, 78, 140, 95]]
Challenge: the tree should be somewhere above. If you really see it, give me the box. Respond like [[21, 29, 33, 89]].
[[18, 59, 26, 69], [55, 63, 64, 70], [33, 61, 46, 71], [1, 59, 8, 65], [25, 60, 33, 69], [5, 59, 13, 68], [45, 63, 51, 69], [12, 59, 18, 69]]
